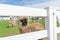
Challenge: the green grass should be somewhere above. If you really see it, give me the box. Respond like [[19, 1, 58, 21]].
[[57, 21, 60, 27], [0, 20, 19, 37]]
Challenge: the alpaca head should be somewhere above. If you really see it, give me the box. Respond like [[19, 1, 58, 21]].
[[20, 18, 27, 26], [18, 16, 28, 27]]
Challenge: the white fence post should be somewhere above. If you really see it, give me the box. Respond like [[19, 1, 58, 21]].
[[47, 6, 57, 40], [53, 8, 57, 40]]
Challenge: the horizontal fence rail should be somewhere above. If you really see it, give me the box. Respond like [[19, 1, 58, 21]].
[[0, 4, 47, 16], [57, 27, 60, 33], [0, 30, 47, 40]]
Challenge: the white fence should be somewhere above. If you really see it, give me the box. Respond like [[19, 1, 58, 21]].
[[0, 4, 60, 40]]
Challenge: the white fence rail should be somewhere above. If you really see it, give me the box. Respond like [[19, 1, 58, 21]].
[[0, 30, 47, 40]]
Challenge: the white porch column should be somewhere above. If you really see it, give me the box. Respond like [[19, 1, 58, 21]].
[[47, 6, 57, 40]]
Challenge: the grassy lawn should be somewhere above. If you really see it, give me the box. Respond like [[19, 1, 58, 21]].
[[0, 20, 20, 37]]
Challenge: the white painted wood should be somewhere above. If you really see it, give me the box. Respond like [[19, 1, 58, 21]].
[[0, 4, 47, 16], [57, 27, 60, 33], [56, 10, 60, 16], [0, 30, 47, 40], [47, 6, 57, 40], [53, 8, 57, 40]]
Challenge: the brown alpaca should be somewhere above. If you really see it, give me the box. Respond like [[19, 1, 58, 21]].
[[20, 23, 44, 33], [18, 16, 44, 40]]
